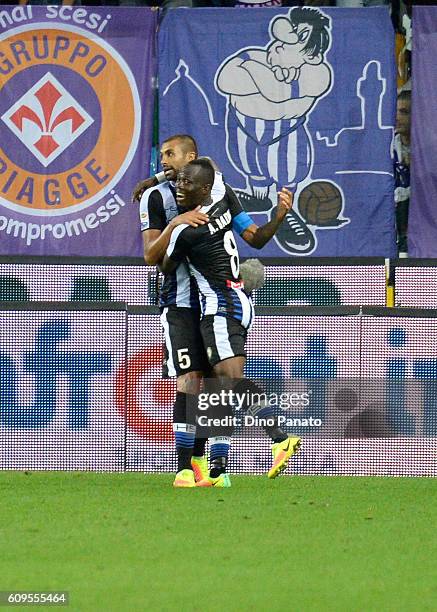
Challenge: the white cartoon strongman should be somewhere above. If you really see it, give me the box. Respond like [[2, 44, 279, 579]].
[[216, 7, 333, 253]]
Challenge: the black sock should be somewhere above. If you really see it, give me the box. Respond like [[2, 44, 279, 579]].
[[177, 448, 194, 472], [233, 379, 288, 443], [173, 391, 195, 472], [192, 437, 207, 457], [264, 423, 288, 444]]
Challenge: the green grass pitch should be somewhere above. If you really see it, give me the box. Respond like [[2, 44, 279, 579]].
[[1, 472, 437, 611]]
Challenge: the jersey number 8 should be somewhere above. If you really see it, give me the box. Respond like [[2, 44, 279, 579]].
[[223, 230, 240, 279]]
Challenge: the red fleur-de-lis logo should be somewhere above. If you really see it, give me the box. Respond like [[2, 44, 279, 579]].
[[1, 72, 94, 167]]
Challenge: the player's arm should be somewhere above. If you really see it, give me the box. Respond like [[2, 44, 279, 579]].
[[140, 189, 167, 265], [143, 210, 209, 265], [140, 190, 209, 265], [240, 188, 293, 249], [133, 176, 158, 203], [132, 170, 172, 203], [161, 225, 191, 275], [143, 226, 175, 266], [225, 183, 293, 248]]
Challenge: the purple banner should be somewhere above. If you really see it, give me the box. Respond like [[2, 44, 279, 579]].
[[0, 6, 156, 256], [159, 7, 396, 258], [409, 7, 437, 257]]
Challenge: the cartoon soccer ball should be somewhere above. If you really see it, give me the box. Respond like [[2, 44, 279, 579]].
[[298, 181, 344, 226]]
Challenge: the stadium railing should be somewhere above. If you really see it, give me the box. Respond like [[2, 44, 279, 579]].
[[0, 255, 387, 307]]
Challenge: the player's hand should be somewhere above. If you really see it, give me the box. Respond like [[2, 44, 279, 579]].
[[275, 188, 293, 221], [172, 206, 209, 228], [132, 177, 157, 202], [163, 167, 177, 181]]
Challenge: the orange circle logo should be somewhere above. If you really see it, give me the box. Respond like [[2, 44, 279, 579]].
[[0, 23, 140, 216]]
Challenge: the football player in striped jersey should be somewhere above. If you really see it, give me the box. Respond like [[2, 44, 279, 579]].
[[161, 159, 301, 486]]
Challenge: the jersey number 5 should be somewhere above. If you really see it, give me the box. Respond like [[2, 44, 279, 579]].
[[223, 230, 240, 279], [177, 348, 191, 369]]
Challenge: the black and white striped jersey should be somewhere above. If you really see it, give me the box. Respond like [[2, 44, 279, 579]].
[[166, 197, 254, 328], [140, 182, 198, 308], [140, 174, 253, 310]]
